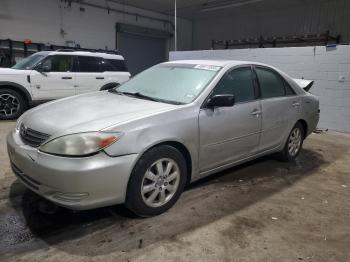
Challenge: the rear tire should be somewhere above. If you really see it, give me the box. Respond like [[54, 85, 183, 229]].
[[0, 88, 27, 120], [278, 122, 304, 162], [125, 145, 187, 217]]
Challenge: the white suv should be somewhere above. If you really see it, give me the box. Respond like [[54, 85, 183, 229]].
[[0, 50, 130, 120]]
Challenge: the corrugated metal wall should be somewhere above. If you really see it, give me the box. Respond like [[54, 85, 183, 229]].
[[193, 0, 350, 50]]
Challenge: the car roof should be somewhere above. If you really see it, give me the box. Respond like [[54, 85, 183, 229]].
[[35, 50, 124, 60], [164, 59, 272, 68], [164, 59, 304, 95]]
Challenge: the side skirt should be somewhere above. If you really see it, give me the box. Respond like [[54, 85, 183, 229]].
[[192, 145, 281, 182]]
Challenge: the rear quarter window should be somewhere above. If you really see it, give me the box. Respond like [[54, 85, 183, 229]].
[[106, 59, 128, 72], [284, 80, 296, 96], [255, 67, 286, 98]]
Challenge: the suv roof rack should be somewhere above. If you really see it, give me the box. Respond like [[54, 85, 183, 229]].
[[55, 48, 119, 55], [0, 38, 122, 67]]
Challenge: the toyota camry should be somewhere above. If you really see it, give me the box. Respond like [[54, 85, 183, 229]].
[[7, 60, 319, 216]]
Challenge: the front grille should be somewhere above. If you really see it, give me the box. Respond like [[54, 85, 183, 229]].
[[20, 123, 50, 147]]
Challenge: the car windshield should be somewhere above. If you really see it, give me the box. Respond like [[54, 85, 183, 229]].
[[11, 54, 46, 70], [114, 64, 221, 104]]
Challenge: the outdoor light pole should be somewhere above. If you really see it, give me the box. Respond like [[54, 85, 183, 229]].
[[174, 0, 177, 51]]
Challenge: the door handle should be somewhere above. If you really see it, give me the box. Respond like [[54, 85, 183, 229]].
[[251, 109, 262, 117], [292, 102, 300, 107], [96, 77, 104, 80], [62, 76, 72, 80]]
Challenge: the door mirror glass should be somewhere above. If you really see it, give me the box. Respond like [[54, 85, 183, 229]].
[[206, 94, 235, 108]]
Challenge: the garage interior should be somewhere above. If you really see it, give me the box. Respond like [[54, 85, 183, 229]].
[[0, 0, 350, 261]]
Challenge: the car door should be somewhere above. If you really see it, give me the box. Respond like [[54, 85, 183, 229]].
[[199, 66, 262, 173], [75, 56, 107, 94], [30, 55, 75, 100], [254, 66, 300, 152]]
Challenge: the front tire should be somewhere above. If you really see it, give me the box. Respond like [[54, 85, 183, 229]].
[[0, 88, 27, 120], [278, 122, 304, 161], [125, 145, 187, 217]]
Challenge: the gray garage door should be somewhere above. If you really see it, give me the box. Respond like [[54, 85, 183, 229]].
[[117, 24, 171, 76]]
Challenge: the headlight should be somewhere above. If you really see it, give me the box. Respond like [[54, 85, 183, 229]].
[[15, 114, 26, 131], [39, 132, 122, 156]]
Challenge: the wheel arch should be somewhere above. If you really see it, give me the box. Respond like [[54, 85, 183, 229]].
[[297, 119, 308, 138], [132, 140, 193, 186], [0, 81, 31, 104]]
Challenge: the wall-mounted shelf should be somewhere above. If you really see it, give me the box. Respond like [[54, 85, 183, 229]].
[[211, 31, 342, 50]]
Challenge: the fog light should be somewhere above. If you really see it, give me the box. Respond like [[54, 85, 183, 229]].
[[52, 192, 89, 202]]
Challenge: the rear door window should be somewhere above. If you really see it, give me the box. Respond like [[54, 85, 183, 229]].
[[98, 58, 115, 72], [77, 56, 101, 72], [255, 67, 286, 98], [106, 59, 128, 72]]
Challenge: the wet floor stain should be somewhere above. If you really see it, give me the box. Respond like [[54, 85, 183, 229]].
[[0, 187, 136, 254], [0, 148, 332, 258]]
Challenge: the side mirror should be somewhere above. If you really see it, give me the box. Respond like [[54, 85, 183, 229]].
[[206, 94, 235, 108], [41, 65, 51, 73], [36, 64, 50, 75]]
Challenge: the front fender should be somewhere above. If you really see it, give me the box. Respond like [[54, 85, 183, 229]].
[[0, 81, 32, 102], [103, 106, 200, 180]]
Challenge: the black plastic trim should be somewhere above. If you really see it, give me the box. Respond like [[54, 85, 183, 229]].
[[0, 81, 32, 102], [304, 81, 314, 92], [100, 82, 120, 91]]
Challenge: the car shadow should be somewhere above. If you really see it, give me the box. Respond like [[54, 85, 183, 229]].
[[1, 145, 334, 257]]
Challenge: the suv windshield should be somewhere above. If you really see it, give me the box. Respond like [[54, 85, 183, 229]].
[[115, 64, 221, 104], [11, 53, 46, 70]]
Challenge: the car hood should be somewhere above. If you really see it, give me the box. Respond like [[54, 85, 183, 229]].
[[0, 67, 28, 75], [22, 91, 178, 136]]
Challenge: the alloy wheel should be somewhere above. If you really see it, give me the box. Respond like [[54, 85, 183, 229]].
[[0, 94, 20, 117], [288, 127, 302, 157], [141, 158, 180, 208]]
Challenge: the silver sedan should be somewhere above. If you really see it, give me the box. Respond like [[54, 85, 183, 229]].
[[7, 60, 319, 216]]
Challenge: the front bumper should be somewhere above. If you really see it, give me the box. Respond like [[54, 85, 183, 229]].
[[7, 130, 138, 210]]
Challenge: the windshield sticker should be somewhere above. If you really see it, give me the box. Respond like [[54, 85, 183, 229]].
[[185, 94, 195, 99], [194, 65, 221, 71]]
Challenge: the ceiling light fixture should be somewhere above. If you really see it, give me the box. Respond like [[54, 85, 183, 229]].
[[201, 0, 264, 12]]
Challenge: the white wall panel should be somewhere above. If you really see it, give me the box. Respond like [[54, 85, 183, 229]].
[[0, 0, 193, 51], [170, 45, 350, 133]]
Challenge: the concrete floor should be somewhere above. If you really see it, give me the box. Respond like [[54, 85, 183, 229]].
[[0, 121, 349, 262]]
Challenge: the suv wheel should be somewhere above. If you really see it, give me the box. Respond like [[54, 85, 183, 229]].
[[278, 122, 304, 161], [0, 89, 26, 120], [126, 145, 187, 217]]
